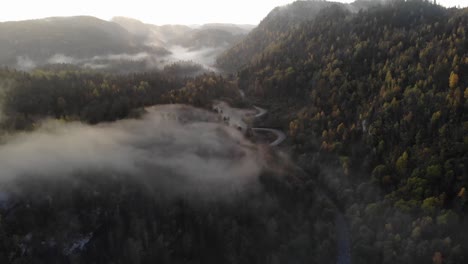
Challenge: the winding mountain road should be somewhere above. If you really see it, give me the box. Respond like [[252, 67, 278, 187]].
[[252, 128, 286, 146], [243, 94, 351, 264], [253, 106, 267, 119], [250, 105, 286, 146], [213, 100, 286, 146]]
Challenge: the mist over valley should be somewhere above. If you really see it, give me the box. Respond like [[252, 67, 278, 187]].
[[0, 15, 253, 74]]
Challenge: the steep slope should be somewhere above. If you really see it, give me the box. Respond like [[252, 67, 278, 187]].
[[0, 16, 165, 67], [111, 16, 162, 45], [237, 1, 468, 263], [216, 0, 342, 72]]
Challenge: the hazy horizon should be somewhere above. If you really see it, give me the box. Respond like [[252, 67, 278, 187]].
[[2, 0, 467, 25]]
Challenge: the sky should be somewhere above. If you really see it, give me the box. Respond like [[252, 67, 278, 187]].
[[1, 0, 467, 25]]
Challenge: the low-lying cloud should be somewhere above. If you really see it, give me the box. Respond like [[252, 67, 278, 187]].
[[16, 56, 37, 71], [48, 54, 77, 64], [45, 52, 161, 69], [165, 45, 228, 71], [22, 48, 221, 73], [0, 105, 263, 198]]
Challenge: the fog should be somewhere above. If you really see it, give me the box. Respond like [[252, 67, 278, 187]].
[[165, 45, 227, 71], [0, 105, 263, 199], [44, 52, 162, 70], [47, 54, 77, 64], [47, 52, 157, 64], [16, 56, 37, 71], [19, 46, 221, 73]]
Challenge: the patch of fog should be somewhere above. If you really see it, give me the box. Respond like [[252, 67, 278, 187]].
[[14, 38, 229, 72], [12, 38, 230, 73], [16, 56, 36, 71], [165, 45, 227, 72], [82, 62, 109, 70], [0, 104, 263, 199], [48, 54, 77, 64], [47, 52, 160, 68], [90, 52, 152, 62], [37, 49, 220, 72]]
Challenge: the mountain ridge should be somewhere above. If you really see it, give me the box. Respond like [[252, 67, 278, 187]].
[[0, 16, 255, 70]]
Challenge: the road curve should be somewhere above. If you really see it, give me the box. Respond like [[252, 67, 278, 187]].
[[240, 93, 350, 263], [253, 106, 267, 119], [250, 100, 350, 263], [250, 106, 286, 146], [252, 128, 286, 146]]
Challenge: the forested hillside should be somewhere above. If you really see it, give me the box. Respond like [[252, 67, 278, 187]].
[[0, 17, 167, 67], [235, 1, 467, 263], [0, 68, 241, 130], [216, 0, 339, 72]]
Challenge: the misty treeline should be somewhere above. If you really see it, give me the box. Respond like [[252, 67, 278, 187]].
[[0, 15, 253, 74], [0, 67, 236, 130], [224, 1, 467, 263]]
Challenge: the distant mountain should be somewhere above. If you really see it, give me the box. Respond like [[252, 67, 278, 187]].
[[112, 17, 253, 51], [0, 16, 254, 71], [0, 16, 169, 69], [153, 24, 194, 45], [216, 0, 342, 72], [110, 16, 161, 44], [111, 17, 193, 47], [172, 28, 245, 51], [349, 0, 391, 11], [198, 23, 255, 35]]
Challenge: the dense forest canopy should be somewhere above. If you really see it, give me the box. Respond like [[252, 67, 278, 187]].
[[216, 0, 339, 72], [234, 0, 467, 263]]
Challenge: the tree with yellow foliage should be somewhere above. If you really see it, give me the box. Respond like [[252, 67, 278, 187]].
[[449, 71, 459, 89]]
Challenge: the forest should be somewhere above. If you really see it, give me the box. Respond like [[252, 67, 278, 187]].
[[0, 0, 467, 263], [232, 1, 467, 263]]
